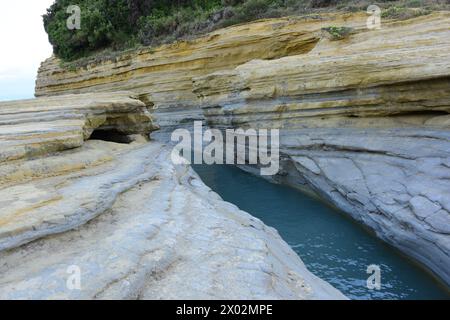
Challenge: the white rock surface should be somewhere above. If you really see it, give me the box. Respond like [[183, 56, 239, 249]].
[[0, 141, 345, 300]]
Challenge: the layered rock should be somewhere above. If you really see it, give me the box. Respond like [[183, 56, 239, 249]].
[[35, 13, 372, 140], [0, 91, 155, 164], [193, 12, 450, 285], [31, 10, 450, 288], [0, 96, 344, 299]]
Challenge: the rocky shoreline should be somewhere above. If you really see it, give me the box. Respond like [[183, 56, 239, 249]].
[[33, 12, 450, 286], [193, 12, 450, 285], [1, 11, 448, 297], [0, 94, 345, 299]]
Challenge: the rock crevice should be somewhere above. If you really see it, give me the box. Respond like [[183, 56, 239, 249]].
[[26, 11, 450, 289], [193, 12, 450, 285], [0, 93, 344, 299]]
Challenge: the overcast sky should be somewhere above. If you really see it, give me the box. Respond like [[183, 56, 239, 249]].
[[0, 0, 54, 101]]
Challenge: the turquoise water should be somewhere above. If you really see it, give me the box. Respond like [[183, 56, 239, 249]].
[[193, 164, 450, 300]]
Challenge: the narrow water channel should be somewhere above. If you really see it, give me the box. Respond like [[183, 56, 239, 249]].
[[193, 164, 449, 300]]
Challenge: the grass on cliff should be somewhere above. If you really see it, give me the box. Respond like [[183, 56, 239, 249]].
[[45, 0, 450, 68]]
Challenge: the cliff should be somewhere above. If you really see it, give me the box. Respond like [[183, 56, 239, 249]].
[[193, 11, 450, 285], [0, 92, 345, 299], [35, 13, 367, 139], [33, 11, 450, 286], [0, 93, 344, 299]]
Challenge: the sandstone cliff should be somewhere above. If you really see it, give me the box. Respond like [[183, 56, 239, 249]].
[[193, 12, 450, 285], [0, 94, 344, 299], [35, 13, 366, 139], [34, 11, 450, 287]]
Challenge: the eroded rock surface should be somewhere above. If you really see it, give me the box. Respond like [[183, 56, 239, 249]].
[[29, 10, 450, 289], [193, 12, 450, 285], [0, 96, 344, 299], [0, 91, 155, 163], [35, 13, 372, 140]]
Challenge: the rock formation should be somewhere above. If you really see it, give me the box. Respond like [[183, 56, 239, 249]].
[[0, 92, 154, 164], [35, 13, 363, 140], [193, 12, 450, 285], [31, 11, 450, 289], [0, 93, 345, 299]]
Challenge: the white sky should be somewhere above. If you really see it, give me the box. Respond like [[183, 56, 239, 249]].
[[0, 0, 54, 101]]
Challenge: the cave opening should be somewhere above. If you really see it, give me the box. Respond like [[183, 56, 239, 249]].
[[89, 129, 132, 144]]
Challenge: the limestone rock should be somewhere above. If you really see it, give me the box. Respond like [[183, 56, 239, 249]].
[[35, 13, 373, 140], [0, 97, 345, 299], [0, 92, 156, 163], [28, 10, 450, 289], [193, 12, 450, 285]]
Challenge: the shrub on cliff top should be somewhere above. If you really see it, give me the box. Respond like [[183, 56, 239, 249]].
[[44, 0, 133, 60], [44, 0, 220, 60]]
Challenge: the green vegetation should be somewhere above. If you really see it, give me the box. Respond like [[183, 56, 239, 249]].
[[322, 26, 353, 40], [44, 0, 133, 60], [43, 0, 450, 62], [381, 5, 431, 19]]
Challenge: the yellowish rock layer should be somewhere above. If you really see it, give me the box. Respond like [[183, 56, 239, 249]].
[[36, 13, 377, 138]]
